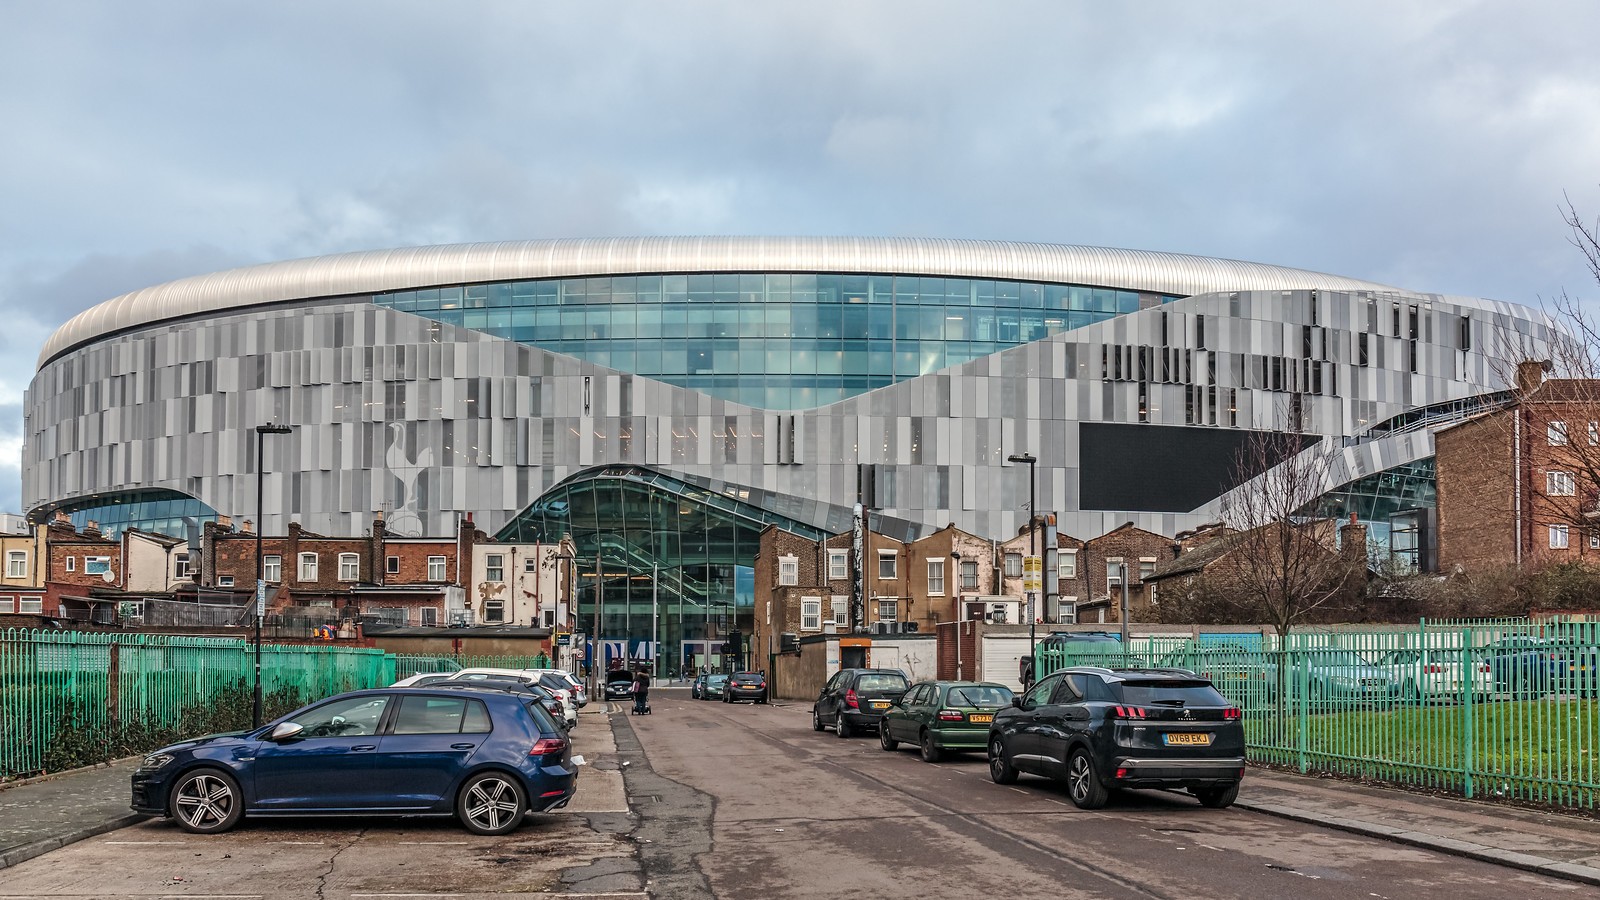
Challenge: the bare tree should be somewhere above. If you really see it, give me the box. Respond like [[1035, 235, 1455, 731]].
[[1214, 429, 1364, 640]]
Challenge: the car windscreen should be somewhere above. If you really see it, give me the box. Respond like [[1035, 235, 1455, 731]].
[[855, 674, 908, 692], [537, 673, 571, 690], [1115, 680, 1228, 707], [606, 671, 636, 683], [946, 685, 1011, 708], [707, 675, 728, 685]]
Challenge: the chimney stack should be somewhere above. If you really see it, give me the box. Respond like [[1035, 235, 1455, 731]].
[[1516, 359, 1551, 395], [1341, 513, 1367, 562]]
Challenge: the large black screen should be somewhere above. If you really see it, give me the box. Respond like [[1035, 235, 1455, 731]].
[[1078, 423, 1316, 513]]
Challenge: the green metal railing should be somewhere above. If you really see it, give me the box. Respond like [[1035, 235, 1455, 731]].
[[0, 629, 390, 779], [1034, 621, 1600, 809]]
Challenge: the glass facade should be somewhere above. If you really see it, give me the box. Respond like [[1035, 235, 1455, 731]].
[[42, 489, 218, 544], [377, 273, 1172, 409], [498, 466, 826, 675], [1313, 459, 1437, 570]]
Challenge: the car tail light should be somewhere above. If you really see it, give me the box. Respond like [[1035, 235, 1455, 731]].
[[845, 689, 860, 709], [1424, 665, 1443, 674], [1112, 706, 1146, 719], [1222, 707, 1242, 720], [529, 737, 568, 757], [1480, 664, 1492, 673], [1115, 767, 1128, 779], [937, 709, 965, 721]]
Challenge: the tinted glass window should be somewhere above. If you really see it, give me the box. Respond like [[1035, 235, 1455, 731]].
[[1025, 676, 1057, 707], [523, 700, 559, 733], [538, 674, 570, 690], [461, 700, 492, 733], [732, 674, 763, 684], [1116, 681, 1228, 706], [1051, 675, 1086, 704], [392, 696, 488, 735], [946, 685, 1012, 708], [855, 674, 908, 691], [288, 695, 388, 738]]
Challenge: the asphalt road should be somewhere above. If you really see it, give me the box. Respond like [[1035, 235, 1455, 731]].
[[622, 694, 1586, 900]]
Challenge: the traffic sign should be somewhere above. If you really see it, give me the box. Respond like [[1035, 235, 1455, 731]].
[[556, 633, 571, 647]]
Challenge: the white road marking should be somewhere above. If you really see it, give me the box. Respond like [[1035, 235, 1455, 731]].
[[271, 840, 326, 844], [398, 841, 471, 845], [102, 840, 190, 844]]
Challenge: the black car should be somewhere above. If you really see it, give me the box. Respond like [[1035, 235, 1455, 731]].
[[1024, 632, 1133, 686], [604, 670, 636, 701], [811, 668, 910, 738], [988, 667, 1244, 810], [724, 672, 768, 704]]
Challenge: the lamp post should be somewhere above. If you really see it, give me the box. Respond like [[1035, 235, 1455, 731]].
[[591, 545, 604, 699], [1008, 452, 1038, 659], [253, 422, 293, 729], [555, 548, 575, 673]]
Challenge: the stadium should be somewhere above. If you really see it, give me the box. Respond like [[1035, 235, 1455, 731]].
[[23, 237, 1562, 629]]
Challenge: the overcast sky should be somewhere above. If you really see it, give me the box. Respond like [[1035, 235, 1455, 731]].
[[3, 2, 1599, 516]]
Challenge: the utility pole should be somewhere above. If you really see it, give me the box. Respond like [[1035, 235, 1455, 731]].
[[1008, 452, 1038, 659], [591, 546, 603, 699], [252, 422, 292, 729]]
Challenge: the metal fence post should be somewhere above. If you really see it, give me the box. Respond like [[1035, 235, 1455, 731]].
[[1297, 647, 1309, 774], [1462, 628, 1475, 799]]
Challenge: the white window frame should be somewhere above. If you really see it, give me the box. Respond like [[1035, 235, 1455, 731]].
[[1004, 552, 1022, 577], [877, 597, 899, 622], [831, 595, 849, 627], [1060, 549, 1077, 579], [959, 560, 978, 591], [20, 597, 42, 614], [0, 596, 13, 613], [387, 555, 400, 575], [6, 551, 27, 580], [1590, 533, 1600, 551], [877, 550, 897, 580], [779, 555, 799, 586], [338, 553, 360, 582], [524, 557, 538, 573], [66, 557, 75, 573], [827, 550, 848, 581], [421, 606, 439, 626], [173, 552, 190, 579], [298, 552, 318, 581], [483, 599, 505, 623], [1139, 557, 1157, 581], [428, 555, 447, 581], [1550, 525, 1570, 549], [263, 555, 282, 582], [218, 575, 235, 588], [800, 596, 822, 631], [1107, 557, 1124, 593], [1590, 421, 1599, 446], [485, 554, 504, 582], [84, 556, 110, 576], [926, 558, 945, 595], [1549, 420, 1569, 445], [1548, 471, 1577, 497]]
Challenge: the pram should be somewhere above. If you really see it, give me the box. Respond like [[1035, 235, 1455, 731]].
[[631, 686, 651, 715]]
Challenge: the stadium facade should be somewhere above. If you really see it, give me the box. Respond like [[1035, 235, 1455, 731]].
[[24, 238, 1561, 636]]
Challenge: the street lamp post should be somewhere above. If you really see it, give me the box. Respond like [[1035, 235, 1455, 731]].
[[591, 546, 604, 699], [1008, 452, 1039, 660], [253, 423, 293, 729]]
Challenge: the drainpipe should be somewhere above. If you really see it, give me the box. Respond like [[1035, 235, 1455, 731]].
[[1514, 411, 1523, 566]]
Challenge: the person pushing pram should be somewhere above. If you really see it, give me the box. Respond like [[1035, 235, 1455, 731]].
[[630, 668, 652, 715]]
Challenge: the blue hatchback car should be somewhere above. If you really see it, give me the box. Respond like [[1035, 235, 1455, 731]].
[[130, 686, 578, 835]]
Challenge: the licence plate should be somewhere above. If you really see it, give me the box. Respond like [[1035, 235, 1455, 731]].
[[969, 714, 994, 724], [1163, 732, 1213, 746], [870, 701, 890, 710]]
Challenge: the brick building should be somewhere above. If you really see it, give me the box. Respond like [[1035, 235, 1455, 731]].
[[1436, 361, 1600, 572], [1073, 523, 1176, 624], [0, 520, 46, 617]]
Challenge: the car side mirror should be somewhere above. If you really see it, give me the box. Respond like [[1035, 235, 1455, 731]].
[[1011, 695, 1025, 709], [269, 722, 303, 742]]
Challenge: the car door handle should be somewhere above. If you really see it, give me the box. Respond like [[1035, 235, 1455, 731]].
[[451, 743, 477, 750], [352, 744, 376, 751]]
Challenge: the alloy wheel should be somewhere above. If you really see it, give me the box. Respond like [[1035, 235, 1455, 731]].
[[173, 771, 239, 833], [1069, 754, 1090, 802], [461, 775, 523, 834]]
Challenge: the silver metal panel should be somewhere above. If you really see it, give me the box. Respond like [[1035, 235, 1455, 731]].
[[40, 237, 1405, 367]]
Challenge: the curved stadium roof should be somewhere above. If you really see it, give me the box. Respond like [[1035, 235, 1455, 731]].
[[40, 236, 1405, 368]]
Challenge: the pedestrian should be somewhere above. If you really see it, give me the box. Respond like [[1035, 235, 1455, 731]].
[[632, 668, 652, 714]]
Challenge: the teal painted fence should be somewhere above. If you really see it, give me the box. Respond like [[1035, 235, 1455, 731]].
[[1033, 620, 1600, 809], [0, 629, 390, 779]]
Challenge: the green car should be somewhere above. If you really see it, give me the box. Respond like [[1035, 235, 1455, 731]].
[[878, 680, 1014, 762]]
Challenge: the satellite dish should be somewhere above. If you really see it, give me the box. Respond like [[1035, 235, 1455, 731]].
[[101, 570, 116, 583]]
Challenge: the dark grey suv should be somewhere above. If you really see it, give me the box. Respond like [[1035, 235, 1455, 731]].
[[811, 668, 910, 738], [987, 667, 1244, 809]]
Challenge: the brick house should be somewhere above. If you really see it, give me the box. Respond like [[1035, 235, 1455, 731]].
[[43, 517, 121, 621], [201, 514, 483, 627], [1436, 361, 1600, 572], [1073, 522, 1175, 624], [1142, 517, 1367, 619], [752, 525, 914, 665], [0, 520, 47, 617], [997, 519, 1086, 625]]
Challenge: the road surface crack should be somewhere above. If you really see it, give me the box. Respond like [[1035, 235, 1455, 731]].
[[314, 828, 366, 900]]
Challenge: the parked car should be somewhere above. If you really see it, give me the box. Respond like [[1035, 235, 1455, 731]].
[[811, 668, 910, 738], [447, 668, 578, 728], [724, 672, 768, 704], [699, 674, 729, 701], [1294, 649, 1403, 705], [1155, 643, 1274, 706], [987, 667, 1244, 809], [527, 668, 588, 707], [1479, 636, 1598, 698], [391, 672, 455, 687], [431, 677, 569, 726], [604, 669, 637, 701], [1027, 632, 1142, 685], [879, 681, 1013, 762], [130, 686, 578, 835], [1375, 647, 1493, 702]]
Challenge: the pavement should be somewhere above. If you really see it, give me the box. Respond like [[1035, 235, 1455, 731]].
[[4, 696, 1600, 889]]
